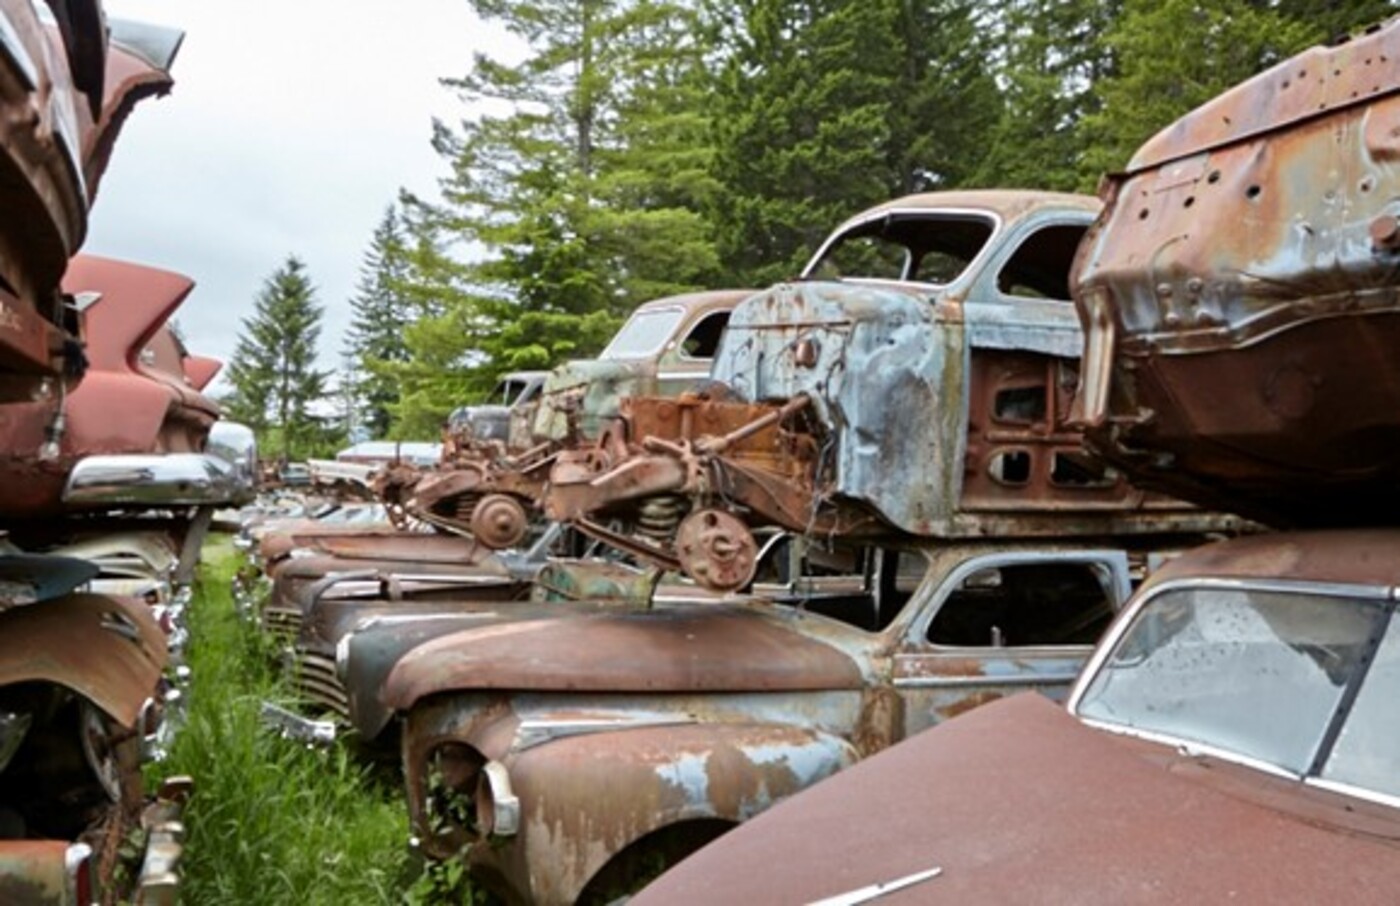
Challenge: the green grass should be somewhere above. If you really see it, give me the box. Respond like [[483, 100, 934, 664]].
[[160, 536, 419, 904]]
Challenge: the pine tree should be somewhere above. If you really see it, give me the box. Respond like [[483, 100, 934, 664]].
[[1079, 0, 1317, 178], [968, 0, 1122, 193], [707, 0, 1002, 287], [344, 206, 412, 439], [385, 0, 722, 435], [224, 256, 332, 460]]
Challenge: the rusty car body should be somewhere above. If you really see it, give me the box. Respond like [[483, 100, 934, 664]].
[[445, 370, 548, 452], [0, 11, 241, 899], [0, 9, 181, 390], [637, 530, 1400, 905], [379, 532, 1220, 904], [376, 290, 751, 549], [0, 255, 228, 522], [545, 191, 1232, 592], [1073, 19, 1400, 527]]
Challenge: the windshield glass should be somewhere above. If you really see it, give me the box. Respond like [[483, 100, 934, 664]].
[[804, 212, 995, 285], [1077, 585, 1392, 787], [601, 307, 686, 360]]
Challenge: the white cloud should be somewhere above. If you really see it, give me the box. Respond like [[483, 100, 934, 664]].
[[86, 1, 514, 396]]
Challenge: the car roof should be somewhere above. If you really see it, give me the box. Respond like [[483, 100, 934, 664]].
[[1145, 529, 1400, 591]]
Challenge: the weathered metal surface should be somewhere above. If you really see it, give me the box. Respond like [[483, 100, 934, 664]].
[[0, 592, 166, 728], [379, 291, 752, 547], [385, 605, 866, 706], [0, 11, 179, 380], [1072, 20, 1400, 526], [0, 840, 84, 905], [404, 696, 861, 904], [0, 257, 222, 519], [391, 533, 1235, 899], [544, 192, 1241, 588], [635, 693, 1400, 905]]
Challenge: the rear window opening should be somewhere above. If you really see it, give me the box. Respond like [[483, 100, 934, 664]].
[[680, 311, 731, 359], [996, 223, 1089, 301]]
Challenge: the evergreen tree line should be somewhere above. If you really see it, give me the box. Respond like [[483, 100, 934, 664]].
[[230, 0, 1395, 450]]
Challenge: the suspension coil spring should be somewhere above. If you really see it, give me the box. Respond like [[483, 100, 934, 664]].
[[451, 492, 485, 524], [636, 494, 690, 541]]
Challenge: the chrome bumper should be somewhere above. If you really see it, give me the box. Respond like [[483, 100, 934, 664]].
[[63, 452, 252, 507]]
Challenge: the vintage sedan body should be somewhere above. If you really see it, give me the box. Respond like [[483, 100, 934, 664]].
[[382, 534, 1212, 904], [546, 191, 1229, 590], [638, 530, 1400, 904]]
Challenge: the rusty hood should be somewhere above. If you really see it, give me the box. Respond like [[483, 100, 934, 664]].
[[637, 693, 1400, 905], [383, 603, 864, 710]]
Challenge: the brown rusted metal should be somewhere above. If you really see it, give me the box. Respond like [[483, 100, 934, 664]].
[[674, 508, 758, 592], [543, 192, 1240, 589], [0, 11, 179, 381], [634, 692, 1400, 905], [0, 256, 220, 519], [375, 290, 753, 547], [1072, 19, 1400, 526], [0, 592, 166, 728], [384, 605, 866, 706], [387, 530, 1244, 902]]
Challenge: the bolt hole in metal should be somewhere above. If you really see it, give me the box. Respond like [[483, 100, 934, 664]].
[[1183, 196, 1195, 209], [1207, 170, 1221, 184], [1138, 208, 1150, 220], [1246, 185, 1262, 200]]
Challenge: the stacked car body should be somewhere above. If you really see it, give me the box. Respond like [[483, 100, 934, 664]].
[[0, 5, 254, 902]]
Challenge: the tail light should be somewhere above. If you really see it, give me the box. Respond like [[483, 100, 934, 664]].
[[65, 842, 94, 905]]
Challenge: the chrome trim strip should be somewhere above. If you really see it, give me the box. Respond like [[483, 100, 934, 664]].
[[63, 453, 249, 506], [1307, 777, 1400, 812], [259, 702, 337, 745], [894, 672, 1081, 689], [512, 714, 699, 753], [1078, 717, 1304, 782]]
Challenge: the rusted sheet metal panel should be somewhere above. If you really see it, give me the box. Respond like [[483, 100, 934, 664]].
[[0, 592, 166, 727], [634, 693, 1400, 905], [82, 19, 182, 204], [1073, 20, 1400, 526], [532, 290, 751, 443], [383, 606, 865, 709], [0, 257, 219, 518], [405, 697, 859, 905], [0, 840, 76, 905], [0, 4, 91, 311]]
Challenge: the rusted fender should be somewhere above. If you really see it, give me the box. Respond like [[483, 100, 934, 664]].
[[339, 602, 566, 741], [406, 701, 859, 905], [383, 606, 864, 710], [0, 840, 87, 905], [0, 593, 166, 728]]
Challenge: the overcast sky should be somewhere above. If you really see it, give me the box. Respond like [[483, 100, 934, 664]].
[[88, 1, 509, 394]]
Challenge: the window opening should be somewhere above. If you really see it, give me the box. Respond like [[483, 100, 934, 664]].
[[928, 561, 1115, 646], [996, 224, 1089, 301]]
